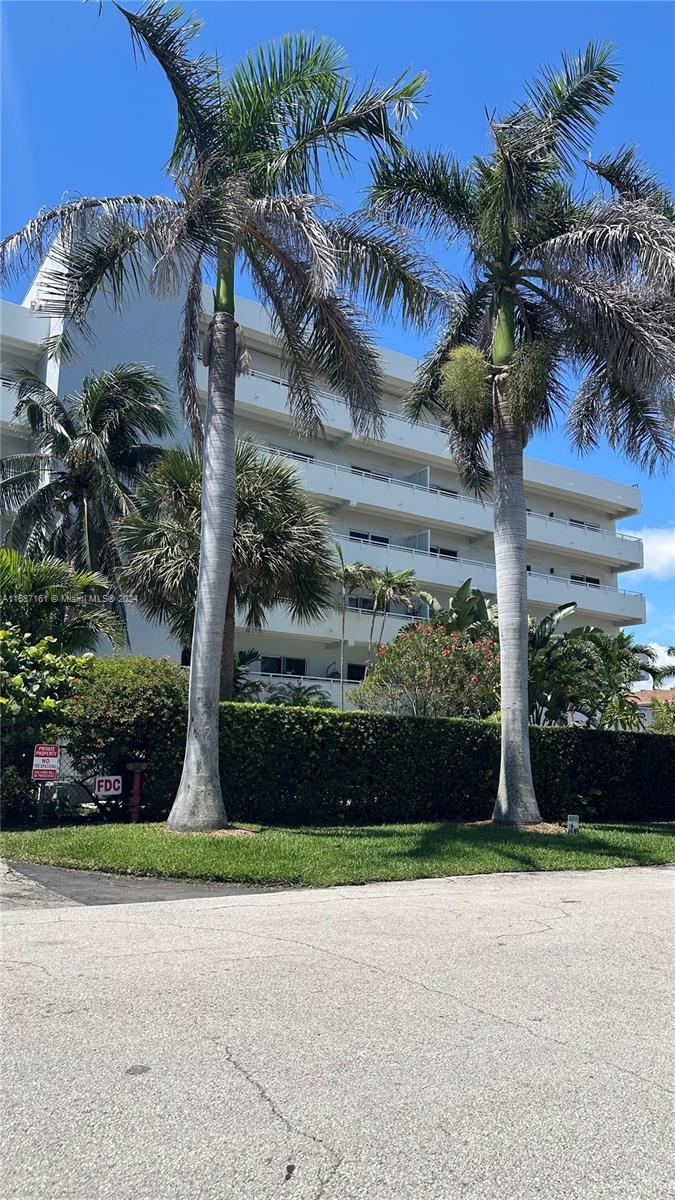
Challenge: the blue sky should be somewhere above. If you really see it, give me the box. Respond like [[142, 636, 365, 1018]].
[[1, 1, 673, 655]]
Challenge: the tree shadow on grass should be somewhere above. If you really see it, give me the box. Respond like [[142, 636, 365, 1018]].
[[394, 821, 673, 873]]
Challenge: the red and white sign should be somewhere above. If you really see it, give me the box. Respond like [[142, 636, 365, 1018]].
[[94, 776, 123, 798], [32, 744, 60, 782]]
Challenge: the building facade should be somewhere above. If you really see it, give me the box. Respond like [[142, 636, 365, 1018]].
[[1, 284, 646, 706]]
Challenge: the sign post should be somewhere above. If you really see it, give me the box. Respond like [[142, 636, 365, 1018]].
[[32, 744, 60, 827]]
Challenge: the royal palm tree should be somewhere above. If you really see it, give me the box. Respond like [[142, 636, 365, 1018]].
[[116, 441, 335, 699], [0, 4, 446, 830], [0, 365, 172, 589], [371, 43, 675, 822], [0, 548, 124, 652]]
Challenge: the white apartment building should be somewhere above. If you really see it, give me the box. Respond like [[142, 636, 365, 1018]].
[[0, 283, 646, 706]]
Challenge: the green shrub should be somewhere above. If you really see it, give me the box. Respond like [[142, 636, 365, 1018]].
[[0, 625, 91, 775], [61, 658, 675, 826], [220, 707, 674, 826], [64, 656, 188, 818]]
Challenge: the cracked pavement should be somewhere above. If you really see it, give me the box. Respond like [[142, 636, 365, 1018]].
[[1, 865, 673, 1198]]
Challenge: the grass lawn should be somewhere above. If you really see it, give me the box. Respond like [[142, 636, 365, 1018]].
[[1, 820, 673, 888]]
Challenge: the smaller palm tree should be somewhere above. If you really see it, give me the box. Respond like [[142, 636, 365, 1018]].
[[0, 365, 173, 589], [0, 548, 124, 652], [368, 567, 418, 650], [333, 544, 375, 707], [116, 442, 335, 698], [268, 681, 335, 708]]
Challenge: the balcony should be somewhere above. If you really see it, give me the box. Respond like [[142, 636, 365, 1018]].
[[335, 536, 646, 625], [236, 601, 410, 646], [221, 365, 641, 514], [267, 448, 643, 569]]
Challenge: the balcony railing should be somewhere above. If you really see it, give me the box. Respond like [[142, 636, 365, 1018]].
[[265, 444, 641, 545], [337, 534, 645, 601], [248, 366, 445, 433]]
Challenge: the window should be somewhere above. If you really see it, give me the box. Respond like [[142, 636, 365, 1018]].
[[347, 663, 366, 682], [348, 596, 374, 611], [349, 529, 389, 547], [526, 565, 531, 573], [570, 518, 601, 533], [351, 464, 389, 482], [261, 655, 282, 675], [570, 574, 601, 587], [283, 657, 306, 677], [278, 447, 314, 463], [430, 484, 458, 498], [430, 545, 458, 560]]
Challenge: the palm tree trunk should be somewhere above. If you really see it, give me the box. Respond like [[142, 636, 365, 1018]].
[[378, 606, 388, 645], [167, 260, 236, 832], [340, 584, 346, 710], [219, 578, 236, 702], [491, 370, 541, 825]]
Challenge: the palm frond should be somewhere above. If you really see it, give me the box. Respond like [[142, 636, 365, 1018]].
[[117, 1, 223, 175], [177, 253, 205, 443], [245, 245, 324, 433], [369, 149, 477, 241], [307, 293, 384, 439], [0, 193, 179, 285], [222, 34, 347, 166], [326, 210, 451, 331], [523, 41, 619, 170], [567, 364, 674, 473], [531, 270, 675, 394], [586, 145, 675, 216], [533, 199, 675, 292], [255, 68, 427, 192], [247, 193, 339, 296]]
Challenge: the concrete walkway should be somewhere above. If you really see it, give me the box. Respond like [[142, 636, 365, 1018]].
[[1, 865, 673, 1199]]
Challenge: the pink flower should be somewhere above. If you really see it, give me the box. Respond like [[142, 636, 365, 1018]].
[[474, 640, 482, 648], [441, 648, 450, 656], [470, 674, 478, 683], [487, 640, 494, 648]]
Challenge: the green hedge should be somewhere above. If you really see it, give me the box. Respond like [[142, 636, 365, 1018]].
[[60, 657, 675, 825]]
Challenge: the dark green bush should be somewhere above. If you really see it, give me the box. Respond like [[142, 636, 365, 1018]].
[[220, 706, 674, 825], [60, 658, 675, 825], [64, 656, 188, 818]]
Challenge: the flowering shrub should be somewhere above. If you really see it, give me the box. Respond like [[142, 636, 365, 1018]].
[[351, 622, 500, 718]]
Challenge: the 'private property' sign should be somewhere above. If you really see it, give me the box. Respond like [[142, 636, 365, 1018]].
[[32, 744, 60, 782]]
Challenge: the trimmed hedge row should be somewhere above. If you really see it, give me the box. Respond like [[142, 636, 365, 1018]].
[[60, 657, 675, 825]]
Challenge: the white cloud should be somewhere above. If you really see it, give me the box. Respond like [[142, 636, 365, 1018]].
[[633, 525, 675, 580]]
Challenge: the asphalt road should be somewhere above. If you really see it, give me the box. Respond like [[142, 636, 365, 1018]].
[[1, 864, 673, 1199]]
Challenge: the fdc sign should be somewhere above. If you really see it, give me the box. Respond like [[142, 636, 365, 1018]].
[[94, 776, 123, 798]]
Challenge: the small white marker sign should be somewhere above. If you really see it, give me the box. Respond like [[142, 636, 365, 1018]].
[[566, 814, 580, 834], [94, 776, 123, 798]]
